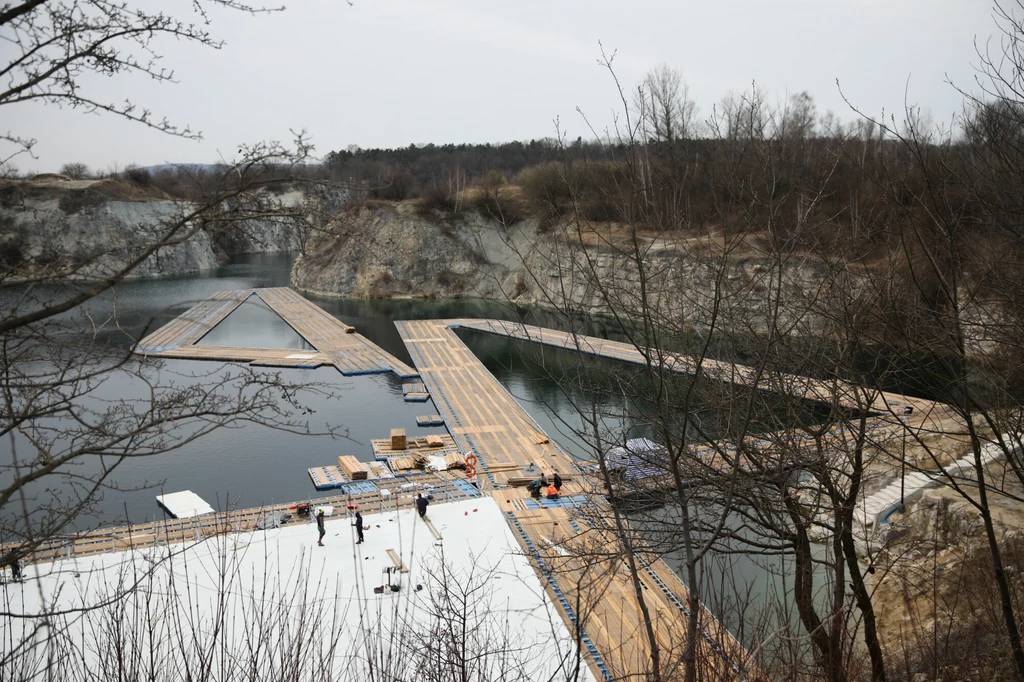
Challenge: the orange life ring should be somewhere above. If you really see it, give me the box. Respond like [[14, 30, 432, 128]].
[[465, 454, 478, 467], [465, 463, 477, 477]]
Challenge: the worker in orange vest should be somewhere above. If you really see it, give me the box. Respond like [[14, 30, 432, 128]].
[[545, 483, 559, 499]]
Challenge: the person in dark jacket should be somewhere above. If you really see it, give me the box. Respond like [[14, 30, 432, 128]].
[[527, 478, 543, 499], [316, 509, 326, 546], [553, 471, 563, 492], [416, 493, 429, 519], [354, 510, 364, 544]]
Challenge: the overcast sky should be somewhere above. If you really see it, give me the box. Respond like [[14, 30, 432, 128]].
[[6, 0, 1001, 173]]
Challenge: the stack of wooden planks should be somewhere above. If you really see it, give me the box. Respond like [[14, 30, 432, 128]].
[[484, 461, 519, 473], [371, 434, 457, 457], [338, 455, 369, 480], [390, 428, 407, 450], [390, 456, 418, 471]]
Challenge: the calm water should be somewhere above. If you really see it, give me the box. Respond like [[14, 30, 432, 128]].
[[2, 251, 833, 643], [7, 252, 627, 528]]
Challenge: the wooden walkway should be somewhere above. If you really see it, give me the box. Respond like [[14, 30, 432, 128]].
[[494, 489, 747, 680], [449, 319, 941, 418], [395, 320, 576, 487], [134, 288, 418, 379], [10, 469, 480, 565], [39, 312, 762, 680], [136, 289, 253, 353], [396, 319, 749, 680]]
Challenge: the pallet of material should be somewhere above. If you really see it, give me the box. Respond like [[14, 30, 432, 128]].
[[445, 452, 466, 469], [338, 455, 369, 481], [309, 466, 345, 491], [371, 434, 457, 456], [404, 392, 430, 402], [389, 456, 418, 471], [366, 461, 395, 479], [390, 428, 407, 450], [416, 415, 445, 427]]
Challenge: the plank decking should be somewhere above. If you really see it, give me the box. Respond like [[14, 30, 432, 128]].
[[40, 306, 778, 680], [449, 318, 943, 417], [133, 287, 418, 379], [395, 319, 750, 680]]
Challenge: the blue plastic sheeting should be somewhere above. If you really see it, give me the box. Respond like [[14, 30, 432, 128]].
[[452, 479, 483, 498], [606, 438, 670, 481], [339, 480, 378, 495], [523, 495, 589, 510]]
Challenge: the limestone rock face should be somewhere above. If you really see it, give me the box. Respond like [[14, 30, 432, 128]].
[[292, 202, 534, 301], [0, 181, 349, 280], [292, 201, 829, 334]]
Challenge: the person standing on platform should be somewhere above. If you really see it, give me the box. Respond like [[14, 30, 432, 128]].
[[316, 509, 326, 546], [416, 493, 429, 519], [553, 471, 563, 492], [354, 510, 364, 544]]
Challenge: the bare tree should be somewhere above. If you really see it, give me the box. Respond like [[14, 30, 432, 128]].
[[0, 1, 356, 675], [0, 0, 282, 166]]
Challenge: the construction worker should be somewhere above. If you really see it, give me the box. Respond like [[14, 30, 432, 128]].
[[416, 493, 429, 519], [527, 478, 543, 499], [546, 483, 559, 500], [553, 471, 563, 492], [316, 509, 326, 546], [354, 510, 364, 544]]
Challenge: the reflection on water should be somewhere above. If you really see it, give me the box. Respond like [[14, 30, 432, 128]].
[[3, 250, 835, 649], [197, 294, 314, 350], [1, 252, 624, 528]]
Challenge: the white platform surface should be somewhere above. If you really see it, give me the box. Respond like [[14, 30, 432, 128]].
[[155, 489, 216, 518], [2, 497, 595, 681]]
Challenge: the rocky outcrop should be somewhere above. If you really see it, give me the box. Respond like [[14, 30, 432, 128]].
[[291, 202, 536, 301], [0, 179, 349, 280], [291, 201, 830, 331]]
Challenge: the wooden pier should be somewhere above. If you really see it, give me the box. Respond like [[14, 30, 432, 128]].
[[395, 319, 750, 679], [448, 318, 943, 418], [134, 287, 418, 379], [10, 468, 482, 565], [31, 307, 766, 680]]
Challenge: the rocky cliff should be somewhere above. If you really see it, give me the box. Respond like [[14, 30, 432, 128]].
[[291, 200, 829, 331], [0, 178, 348, 280]]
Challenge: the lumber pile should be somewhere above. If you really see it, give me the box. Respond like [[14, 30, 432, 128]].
[[338, 455, 369, 481], [390, 428, 407, 450], [445, 451, 466, 469], [485, 461, 519, 473], [371, 434, 457, 456], [390, 456, 417, 471]]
